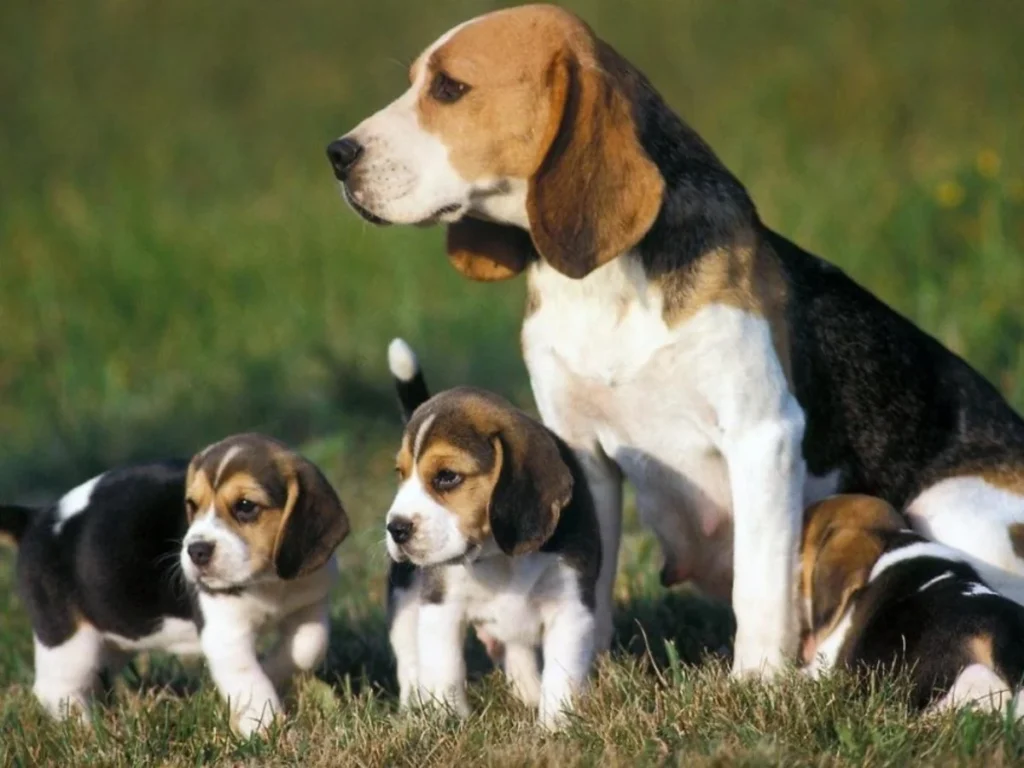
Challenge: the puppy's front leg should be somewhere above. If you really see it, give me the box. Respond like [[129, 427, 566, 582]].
[[539, 600, 596, 730], [202, 620, 281, 737], [415, 600, 468, 716], [261, 601, 330, 692]]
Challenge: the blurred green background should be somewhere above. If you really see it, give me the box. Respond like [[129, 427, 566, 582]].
[[1, 0, 1022, 507]]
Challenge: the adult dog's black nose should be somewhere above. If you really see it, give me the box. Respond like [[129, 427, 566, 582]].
[[326, 137, 363, 180], [387, 518, 414, 545], [187, 541, 215, 567]]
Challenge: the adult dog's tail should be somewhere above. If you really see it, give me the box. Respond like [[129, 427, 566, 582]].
[[387, 338, 431, 422], [0, 504, 35, 546]]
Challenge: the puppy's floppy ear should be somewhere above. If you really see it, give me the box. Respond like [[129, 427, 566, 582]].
[[526, 45, 664, 279], [274, 457, 349, 580], [808, 527, 882, 634], [446, 217, 536, 282], [487, 417, 573, 556]]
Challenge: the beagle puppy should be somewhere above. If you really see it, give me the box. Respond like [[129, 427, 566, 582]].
[[329, 4, 1024, 676], [801, 495, 1024, 714], [383, 339, 600, 729], [0, 433, 348, 736]]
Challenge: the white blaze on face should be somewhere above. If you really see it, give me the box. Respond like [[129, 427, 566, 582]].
[[180, 505, 254, 589], [385, 413, 471, 565]]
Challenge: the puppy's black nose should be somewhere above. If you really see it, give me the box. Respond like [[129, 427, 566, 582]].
[[387, 518, 414, 545], [187, 541, 215, 567], [326, 137, 363, 180]]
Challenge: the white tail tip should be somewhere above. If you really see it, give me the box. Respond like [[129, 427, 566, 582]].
[[388, 338, 419, 382]]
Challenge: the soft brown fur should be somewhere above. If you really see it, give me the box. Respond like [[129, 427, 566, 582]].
[[399, 5, 663, 282], [398, 389, 574, 557], [186, 434, 349, 582], [799, 495, 906, 664]]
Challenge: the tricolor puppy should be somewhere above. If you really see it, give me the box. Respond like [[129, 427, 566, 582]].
[[801, 495, 1024, 714], [329, 4, 1024, 676], [384, 339, 600, 729], [0, 433, 348, 736]]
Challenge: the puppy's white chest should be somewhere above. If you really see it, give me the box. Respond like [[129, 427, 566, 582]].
[[458, 556, 556, 646]]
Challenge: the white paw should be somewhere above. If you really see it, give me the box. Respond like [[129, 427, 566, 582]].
[[412, 685, 470, 718], [538, 695, 573, 731], [731, 642, 787, 681], [231, 700, 280, 738]]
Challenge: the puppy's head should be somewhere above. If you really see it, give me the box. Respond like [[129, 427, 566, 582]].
[[328, 4, 663, 280], [385, 388, 573, 566], [181, 434, 349, 591], [799, 494, 905, 663]]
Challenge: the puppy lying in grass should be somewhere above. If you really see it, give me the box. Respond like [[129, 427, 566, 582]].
[[800, 494, 1024, 715], [0, 433, 348, 736], [383, 338, 601, 729]]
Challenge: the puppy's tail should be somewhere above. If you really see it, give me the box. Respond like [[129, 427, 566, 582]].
[[0, 504, 34, 546], [388, 338, 431, 421]]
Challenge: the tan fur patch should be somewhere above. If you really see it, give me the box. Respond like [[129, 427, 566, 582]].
[[968, 633, 996, 669], [661, 238, 792, 384], [416, 6, 590, 182], [423, 6, 663, 280], [1009, 523, 1024, 559], [979, 466, 1024, 494], [800, 495, 906, 641], [415, 437, 499, 544]]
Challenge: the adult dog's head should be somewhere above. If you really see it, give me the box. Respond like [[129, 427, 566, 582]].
[[385, 387, 573, 566], [327, 4, 665, 281], [181, 433, 349, 591]]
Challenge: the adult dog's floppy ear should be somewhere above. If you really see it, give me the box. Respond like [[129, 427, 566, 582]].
[[488, 417, 573, 556], [526, 45, 664, 279], [446, 217, 536, 281], [274, 457, 349, 580]]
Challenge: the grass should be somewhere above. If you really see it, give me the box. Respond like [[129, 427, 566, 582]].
[[1, 0, 1023, 764]]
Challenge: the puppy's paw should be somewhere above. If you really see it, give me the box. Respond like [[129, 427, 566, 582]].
[[230, 701, 281, 739], [412, 686, 470, 719]]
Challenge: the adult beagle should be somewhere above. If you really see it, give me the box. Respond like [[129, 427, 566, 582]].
[[0, 433, 348, 736], [384, 339, 600, 729], [328, 4, 1024, 676], [801, 495, 1024, 715]]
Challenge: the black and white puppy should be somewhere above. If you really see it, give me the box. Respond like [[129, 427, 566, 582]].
[[0, 433, 349, 736], [384, 339, 601, 729], [801, 495, 1024, 715]]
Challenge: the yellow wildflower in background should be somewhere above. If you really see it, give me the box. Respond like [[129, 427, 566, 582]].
[[976, 149, 1001, 178], [935, 180, 965, 208]]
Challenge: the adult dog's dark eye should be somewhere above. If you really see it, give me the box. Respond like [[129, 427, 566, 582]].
[[432, 469, 463, 492], [185, 498, 198, 516], [429, 72, 470, 104], [232, 498, 260, 522]]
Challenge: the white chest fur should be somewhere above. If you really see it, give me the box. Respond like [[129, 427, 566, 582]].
[[521, 257, 821, 598], [445, 553, 570, 646]]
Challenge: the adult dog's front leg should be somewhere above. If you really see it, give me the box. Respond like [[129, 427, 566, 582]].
[[202, 622, 281, 737], [415, 601, 468, 716], [724, 399, 805, 678]]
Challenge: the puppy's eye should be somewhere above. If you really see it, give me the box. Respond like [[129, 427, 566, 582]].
[[232, 498, 260, 522], [185, 498, 198, 516], [432, 469, 463, 492], [429, 72, 470, 104]]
